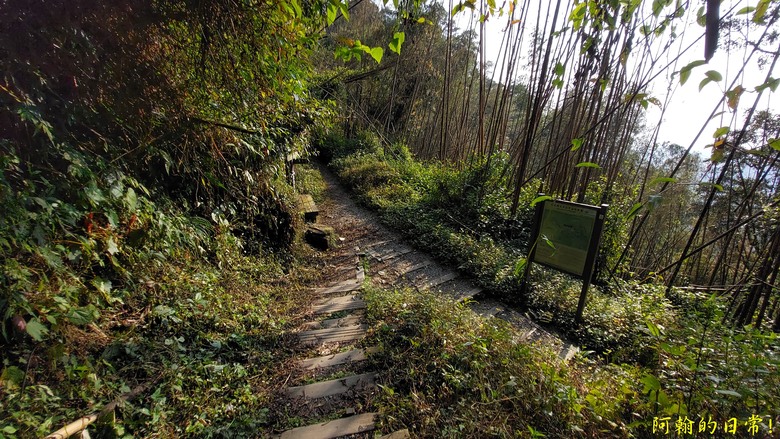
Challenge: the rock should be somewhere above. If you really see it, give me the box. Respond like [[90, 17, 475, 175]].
[[304, 224, 339, 250]]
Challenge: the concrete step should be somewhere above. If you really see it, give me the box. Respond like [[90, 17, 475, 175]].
[[298, 347, 380, 371], [278, 412, 377, 439], [285, 372, 378, 400]]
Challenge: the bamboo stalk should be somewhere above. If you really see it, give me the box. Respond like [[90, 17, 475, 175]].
[[46, 379, 157, 439]]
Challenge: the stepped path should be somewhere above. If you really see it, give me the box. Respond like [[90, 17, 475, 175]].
[[274, 165, 576, 438]]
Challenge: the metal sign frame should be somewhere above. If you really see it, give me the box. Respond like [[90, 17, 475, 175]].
[[523, 195, 608, 323]]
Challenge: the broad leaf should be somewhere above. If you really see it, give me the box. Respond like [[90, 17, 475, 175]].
[[769, 138, 780, 151], [575, 161, 601, 169], [368, 46, 383, 63], [571, 137, 583, 151], [713, 126, 730, 138], [725, 86, 745, 111], [705, 70, 723, 82], [26, 318, 48, 341], [679, 60, 706, 85]]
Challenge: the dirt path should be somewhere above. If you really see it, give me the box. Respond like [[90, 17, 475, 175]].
[[314, 164, 576, 356], [273, 163, 577, 438]]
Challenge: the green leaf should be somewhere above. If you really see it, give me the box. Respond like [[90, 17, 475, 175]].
[[575, 161, 601, 169], [736, 6, 755, 15], [368, 46, 383, 63], [1, 366, 25, 390], [641, 373, 661, 392], [554, 62, 565, 76], [699, 77, 713, 91], [627, 202, 643, 220], [713, 126, 730, 138], [67, 305, 98, 326], [646, 320, 661, 337], [3, 425, 18, 434], [768, 138, 780, 151], [338, 0, 350, 20], [92, 277, 112, 296], [389, 32, 405, 54], [125, 187, 137, 211], [755, 77, 780, 93], [753, 0, 769, 23], [705, 70, 723, 82], [326, 2, 338, 25], [530, 195, 553, 207], [107, 236, 119, 255], [25, 318, 48, 341], [570, 137, 583, 151], [679, 60, 706, 85], [650, 176, 677, 185]]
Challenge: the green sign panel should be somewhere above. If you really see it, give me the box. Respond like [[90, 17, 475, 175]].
[[534, 200, 598, 277]]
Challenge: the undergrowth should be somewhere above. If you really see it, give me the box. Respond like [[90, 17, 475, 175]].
[[363, 284, 779, 438], [319, 129, 780, 436]]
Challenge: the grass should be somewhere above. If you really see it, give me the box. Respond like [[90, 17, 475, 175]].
[[362, 284, 643, 438]]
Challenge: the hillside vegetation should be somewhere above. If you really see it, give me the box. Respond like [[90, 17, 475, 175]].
[[2, 0, 780, 437]]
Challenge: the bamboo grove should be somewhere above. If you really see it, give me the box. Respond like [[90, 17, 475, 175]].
[[320, 0, 780, 330]]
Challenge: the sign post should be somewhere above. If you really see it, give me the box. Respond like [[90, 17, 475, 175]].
[[524, 196, 608, 324]]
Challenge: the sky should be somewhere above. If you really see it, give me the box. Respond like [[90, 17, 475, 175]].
[[449, 0, 778, 153]]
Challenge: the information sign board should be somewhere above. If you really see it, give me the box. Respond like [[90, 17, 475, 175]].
[[533, 201, 598, 277], [523, 196, 608, 323]]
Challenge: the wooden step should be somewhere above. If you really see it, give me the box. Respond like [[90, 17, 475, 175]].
[[457, 287, 483, 301], [298, 347, 380, 370], [312, 296, 366, 315], [285, 372, 377, 399], [297, 325, 369, 345], [399, 260, 432, 275], [278, 412, 377, 439], [417, 272, 458, 289], [379, 430, 411, 439], [302, 314, 363, 330], [315, 280, 362, 295], [375, 247, 414, 262]]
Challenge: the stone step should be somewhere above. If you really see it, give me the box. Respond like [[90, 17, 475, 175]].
[[297, 325, 369, 345], [285, 372, 378, 399], [278, 412, 377, 439], [379, 430, 411, 439], [302, 314, 364, 330], [312, 296, 366, 315], [298, 347, 380, 371], [315, 280, 362, 295]]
